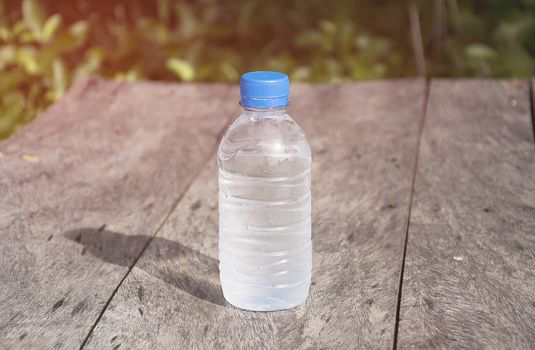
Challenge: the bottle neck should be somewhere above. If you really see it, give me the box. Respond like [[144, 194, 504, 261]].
[[242, 105, 287, 117]]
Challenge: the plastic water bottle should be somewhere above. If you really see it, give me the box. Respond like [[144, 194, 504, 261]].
[[218, 71, 312, 311]]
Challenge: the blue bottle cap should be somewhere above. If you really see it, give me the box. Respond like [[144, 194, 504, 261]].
[[240, 71, 289, 109]]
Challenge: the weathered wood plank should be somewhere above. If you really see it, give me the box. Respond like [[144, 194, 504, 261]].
[[0, 79, 236, 348], [532, 78, 535, 141], [398, 80, 535, 348], [85, 80, 426, 349]]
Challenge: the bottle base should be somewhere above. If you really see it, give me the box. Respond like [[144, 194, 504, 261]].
[[220, 275, 311, 311], [223, 294, 308, 312]]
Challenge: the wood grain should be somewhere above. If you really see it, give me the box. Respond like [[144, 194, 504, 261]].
[[85, 80, 426, 349], [398, 80, 535, 348], [0, 79, 236, 348]]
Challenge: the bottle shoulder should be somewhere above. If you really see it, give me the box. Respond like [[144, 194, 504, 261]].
[[228, 112, 307, 137], [218, 112, 311, 177]]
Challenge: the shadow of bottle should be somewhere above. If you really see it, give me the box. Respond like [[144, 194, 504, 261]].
[[63, 227, 225, 306]]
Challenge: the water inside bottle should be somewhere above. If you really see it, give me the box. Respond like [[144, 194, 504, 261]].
[[218, 118, 312, 311]]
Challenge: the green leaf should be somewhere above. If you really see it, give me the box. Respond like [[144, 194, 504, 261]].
[[19, 30, 36, 43], [0, 91, 25, 135], [0, 45, 15, 69], [357, 36, 390, 62], [291, 66, 312, 81], [52, 58, 67, 99], [220, 61, 238, 82], [50, 20, 89, 54], [465, 44, 498, 60], [355, 35, 370, 50], [137, 18, 169, 44], [351, 58, 380, 80], [13, 21, 26, 36], [16, 46, 39, 74], [42, 14, 62, 42], [73, 47, 105, 80], [22, 0, 45, 40], [114, 69, 139, 82], [69, 20, 88, 41], [166, 58, 195, 81], [319, 20, 336, 36]]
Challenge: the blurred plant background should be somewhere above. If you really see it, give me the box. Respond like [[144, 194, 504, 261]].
[[0, 0, 534, 138]]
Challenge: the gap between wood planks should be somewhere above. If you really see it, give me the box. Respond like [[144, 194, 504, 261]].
[[79, 106, 239, 349], [392, 79, 430, 350], [530, 79, 535, 147]]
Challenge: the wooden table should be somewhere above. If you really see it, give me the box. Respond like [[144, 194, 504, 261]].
[[0, 79, 533, 349]]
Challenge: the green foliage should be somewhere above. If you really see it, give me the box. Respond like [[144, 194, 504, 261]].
[[427, 0, 535, 77], [0, 0, 534, 139], [0, 0, 92, 138], [166, 58, 195, 81]]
